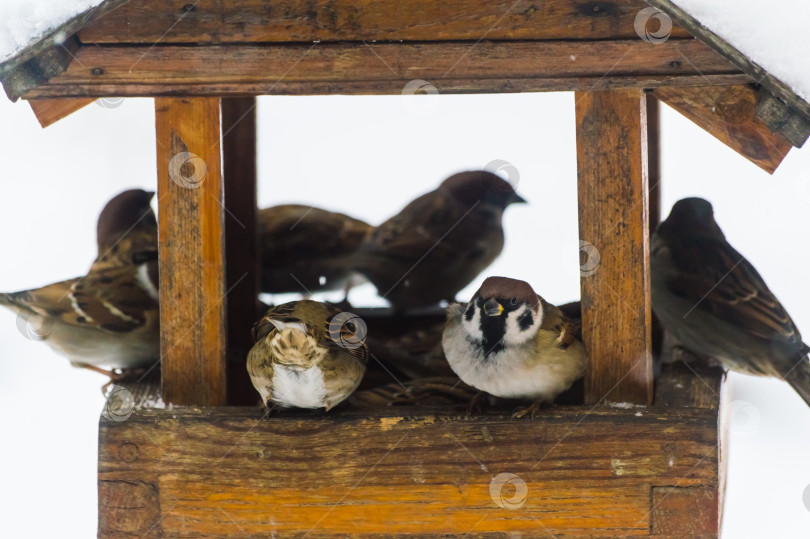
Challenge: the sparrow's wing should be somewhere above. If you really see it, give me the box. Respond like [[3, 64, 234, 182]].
[[539, 298, 580, 349], [246, 343, 275, 405], [318, 318, 369, 364], [68, 264, 156, 332], [312, 303, 369, 364], [667, 240, 802, 346], [0, 278, 79, 319], [362, 191, 467, 260], [0, 264, 155, 333], [259, 205, 371, 260]]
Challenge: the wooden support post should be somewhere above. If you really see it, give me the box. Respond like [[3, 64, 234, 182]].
[[221, 97, 259, 405], [155, 97, 227, 406], [575, 89, 654, 405], [646, 93, 664, 362]]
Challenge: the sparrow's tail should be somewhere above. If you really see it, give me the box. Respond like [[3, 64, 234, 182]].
[[0, 292, 26, 314], [784, 344, 810, 408]]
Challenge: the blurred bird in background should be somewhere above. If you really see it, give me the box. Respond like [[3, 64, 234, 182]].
[[0, 189, 159, 378], [443, 276, 588, 418], [652, 197, 810, 407], [258, 204, 371, 296], [351, 170, 526, 310]]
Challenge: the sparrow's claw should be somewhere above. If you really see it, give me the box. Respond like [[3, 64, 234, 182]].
[[512, 400, 544, 419], [464, 391, 487, 415], [262, 401, 281, 418]]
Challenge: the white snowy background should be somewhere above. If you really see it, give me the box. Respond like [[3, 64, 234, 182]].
[[1, 92, 809, 538]]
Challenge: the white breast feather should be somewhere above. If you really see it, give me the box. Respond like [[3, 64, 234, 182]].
[[271, 363, 328, 409], [444, 316, 584, 402]]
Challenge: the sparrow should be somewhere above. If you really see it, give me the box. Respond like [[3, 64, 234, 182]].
[[247, 300, 368, 411], [258, 204, 371, 295], [651, 197, 810, 407], [442, 276, 588, 418], [0, 189, 160, 376], [353, 170, 526, 310]]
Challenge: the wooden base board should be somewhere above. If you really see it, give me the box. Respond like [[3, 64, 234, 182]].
[[99, 364, 723, 537]]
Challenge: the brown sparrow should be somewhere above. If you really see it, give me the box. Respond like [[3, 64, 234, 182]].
[[247, 300, 368, 411], [652, 197, 810, 406], [353, 171, 526, 310], [442, 276, 588, 417], [0, 189, 159, 375], [258, 204, 371, 295]]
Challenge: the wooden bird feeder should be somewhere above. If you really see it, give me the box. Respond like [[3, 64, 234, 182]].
[[3, 1, 809, 536]]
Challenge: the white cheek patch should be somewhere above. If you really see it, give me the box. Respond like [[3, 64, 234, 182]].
[[136, 264, 159, 301], [503, 305, 542, 346], [460, 302, 483, 342]]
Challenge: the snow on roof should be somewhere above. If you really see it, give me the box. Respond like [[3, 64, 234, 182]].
[[1, 0, 809, 107], [0, 0, 104, 63], [672, 0, 810, 102]]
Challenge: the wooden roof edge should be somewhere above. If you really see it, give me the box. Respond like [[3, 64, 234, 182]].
[[0, 0, 126, 78], [647, 0, 810, 148], [1, 35, 80, 103]]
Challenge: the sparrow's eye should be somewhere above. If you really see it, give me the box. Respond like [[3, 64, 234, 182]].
[[510, 297, 518, 306]]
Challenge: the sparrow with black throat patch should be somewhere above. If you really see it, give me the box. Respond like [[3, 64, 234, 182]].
[[247, 300, 368, 411], [258, 204, 371, 295], [442, 276, 588, 418], [651, 197, 810, 407], [0, 189, 160, 377], [353, 170, 526, 310]]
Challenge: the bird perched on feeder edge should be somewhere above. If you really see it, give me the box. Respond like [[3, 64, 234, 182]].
[[651, 197, 810, 407], [0, 189, 160, 377], [442, 276, 588, 418], [247, 300, 368, 411], [352, 170, 526, 310]]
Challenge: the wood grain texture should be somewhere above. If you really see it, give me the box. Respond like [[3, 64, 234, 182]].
[[575, 89, 654, 406], [222, 97, 259, 405], [655, 85, 792, 174], [77, 0, 693, 44], [98, 408, 718, 537], [646, 94, 664, 362], [156, 97, 227, 406], [651, 486, 719, 536], [23, 39, 747, 99], [27, 97, 95, 127]]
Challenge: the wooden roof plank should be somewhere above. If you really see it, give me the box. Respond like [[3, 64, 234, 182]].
[[28, 97, 97, 127], [76, 0, 694, 44], [22, 39, 746, 99], [1, 35, 80, 102], [655, 84, 793, 174]]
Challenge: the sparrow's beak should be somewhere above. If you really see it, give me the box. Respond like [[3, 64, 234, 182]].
[[483, 298, 504, 317], [508, 192, 527, 205], [146, 190, 156, 200]]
